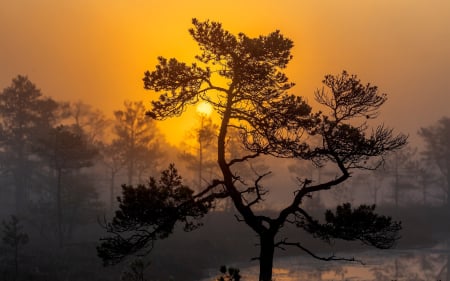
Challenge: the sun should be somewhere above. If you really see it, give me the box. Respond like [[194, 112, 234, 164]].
[[196, 101, 213, 116]]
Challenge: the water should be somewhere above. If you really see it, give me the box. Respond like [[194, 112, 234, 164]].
[[200, 245, 450, 281]]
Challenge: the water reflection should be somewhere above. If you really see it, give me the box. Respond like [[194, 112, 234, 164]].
[[201, 244, 450, 281]]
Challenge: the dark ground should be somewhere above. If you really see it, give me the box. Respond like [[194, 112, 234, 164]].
[[0, 204, 447, 281]]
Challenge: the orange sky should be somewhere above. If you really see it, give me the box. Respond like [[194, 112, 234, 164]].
[[1, 0, 449, 146]]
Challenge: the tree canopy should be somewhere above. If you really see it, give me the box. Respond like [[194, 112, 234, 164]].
[[99, 19, 407, 281], [0, 75, 59, 213], [419, 116, 450, 208], [97, 164, 210, 265], [113, 100, 164, 185]]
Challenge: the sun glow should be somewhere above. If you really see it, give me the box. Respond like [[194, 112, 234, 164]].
[[196, 101, 213, 116]]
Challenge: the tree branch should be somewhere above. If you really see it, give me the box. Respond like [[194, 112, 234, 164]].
[[275, 239, 364, 264], [247, 171, 271, 207], [193, 179, 225, 199], [227, 152, 261, 166]]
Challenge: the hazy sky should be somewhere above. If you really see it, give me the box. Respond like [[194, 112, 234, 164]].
[[1, 0, 449, 146]]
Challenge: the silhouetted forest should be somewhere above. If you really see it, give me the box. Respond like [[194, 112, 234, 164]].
[[1, 25, 450, 281], [1, 68, 450, 281]]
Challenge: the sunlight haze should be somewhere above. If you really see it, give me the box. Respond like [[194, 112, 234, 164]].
[[1, 0, 449, 146], [2, 2, 450, 280]]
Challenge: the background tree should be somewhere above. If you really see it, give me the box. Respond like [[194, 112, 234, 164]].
[[60, 100, 111, 146], [112, 101, 163, 185], [419, 117, 450, 209], [99, 19, 407, 281], [389, 147, 440, 206], [217, 265, 241, 281], [179, 115, 219, 190], [0, 75, 58, 213], [382, 146, 419, 207], [353, 168, 385, 205], [99, 140, 126, 212], [196, 115, 218, 189], [1, 215, 29, 281], [34, 125, 98, 246], [61, 174, 103, 240], [120, 259, 150, 281], [414, 160, 438, 205]]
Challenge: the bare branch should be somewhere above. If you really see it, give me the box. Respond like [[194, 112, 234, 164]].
[[275, 239, 364, 265], [228, 152, 261, 166], [247, 171, 271, 207], [193, 179, 225, 199], [234, 214, 245, 222]]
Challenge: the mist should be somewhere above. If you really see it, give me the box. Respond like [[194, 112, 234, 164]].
[[1, 63, 449, 281], [1, 1, 449, 146], [1, 1, 450, 280]]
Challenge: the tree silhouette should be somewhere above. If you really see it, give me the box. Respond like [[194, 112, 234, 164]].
[[34, 125, 98, 246], [120, 259, 150, 281], [419, 117, 450, 209], [60, 100, 110, 146], [99, 140, 126, 212], [179, 115, 219, 190], [112, 101, 163, 185], [0, 75, 58, 214], [217, 265, 241, 281], [97, 164, 211, 265], [99, 19, 407, 281], [2, 215, 29, 281]]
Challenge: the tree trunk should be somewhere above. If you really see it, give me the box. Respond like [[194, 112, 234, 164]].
[[14, 165, 28, 215], [198, 115, 205, 190], [14, 143, 26, 215], [14, 234, 18, 281], [420, 175, 427, 206], [110, 171, 116, 212], [259, 234, 275, 281], [127, 163, 133, 185], [447, 171, 450, 213], [447, 239, 450, 281], [14, 171, 24, 215], [394, 165, 399, 208], [57, 168, 63, 247], [198, 136, 203, 190]]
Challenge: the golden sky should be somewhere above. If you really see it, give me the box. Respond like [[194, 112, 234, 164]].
[[1, 0, 449, 146]]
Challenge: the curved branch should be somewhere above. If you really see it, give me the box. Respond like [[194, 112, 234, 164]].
[[275, 239, 364, 264], [275, 168, 349, 229], [247, 171, 271, 207], [228, 152, 261, 166], [193, 179, 225, 199]]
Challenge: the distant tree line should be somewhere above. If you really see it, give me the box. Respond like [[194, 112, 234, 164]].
[[0, 75, 172, 248], [322, 118, 450, 210]]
